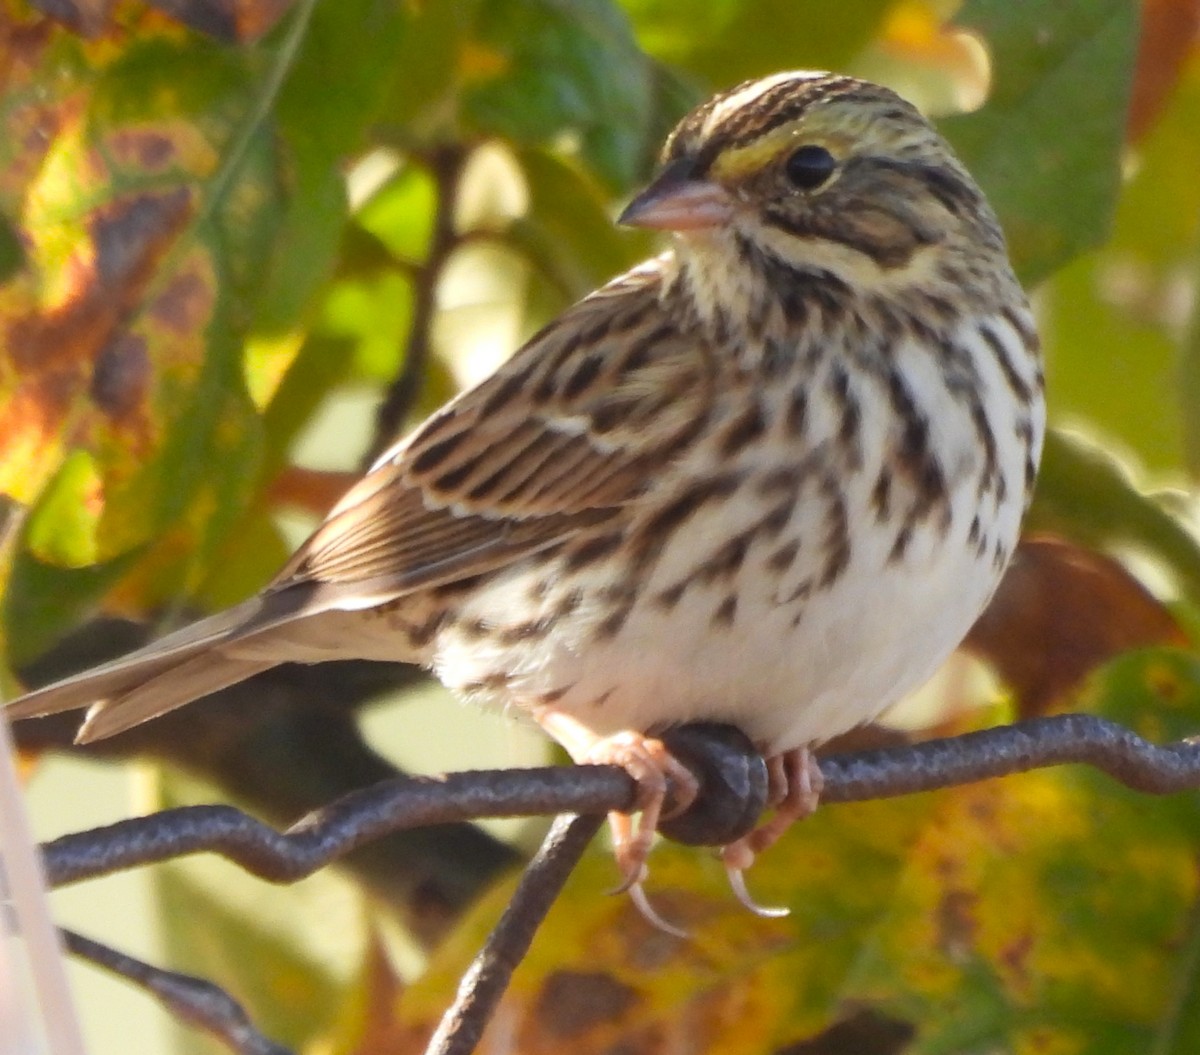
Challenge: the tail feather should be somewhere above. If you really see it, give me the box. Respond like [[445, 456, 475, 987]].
[[5, 599, 267, 722], [76, 653, 277, 743], [5, 581, 405, 742]]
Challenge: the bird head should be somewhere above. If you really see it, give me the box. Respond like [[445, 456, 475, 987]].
[[620, 71, 1012, 328]]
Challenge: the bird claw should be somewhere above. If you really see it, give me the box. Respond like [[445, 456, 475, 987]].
[[604, 813, 648, 895], [725, 863, 789, 919], [718, 745, 823, 919], [603, 809, 689, 936], [627, 881, 690, 938]]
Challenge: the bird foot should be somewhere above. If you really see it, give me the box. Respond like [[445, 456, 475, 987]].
[[720, 745, 824, 917], [582, 730, 699, 890], [534, 709, 700, 936]]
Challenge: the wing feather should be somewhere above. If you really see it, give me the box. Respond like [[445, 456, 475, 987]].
[[273, 264, 716, 597]]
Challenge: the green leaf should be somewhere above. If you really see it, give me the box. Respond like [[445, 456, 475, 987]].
[[942, 0, 1138, 283], [462, 0, 655, 190], [1084, 647, 1200, 742], [355, 164, 438, 265], [318, 270, 414, 382], [377, 0, 471, 138], [195, 509, 291, 615], [259, 333, 357, 477], [400, 705, 1199, 1052], [4, 548, 140, 668], [156, 869, 343, 1053], [0, 2, 393, 646], [1041, 59, 1200, 476], [253, 0, 405, 333], [1028, 429, 1200, 604], [1155, 900, 1200, 1055], [508, 146, 647, 306], [23, 450, 102, 568], [398, 792, 939, 1050], [1184, 293, 1200, 482], [621, 0, 895, 90], [842, 765, 1195, 1053], [0, 16, 283, 543], [1043, 254, 1183, 474]]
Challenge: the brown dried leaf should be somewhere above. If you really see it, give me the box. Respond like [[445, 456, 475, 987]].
[[267, 466, 359, 518], [963, 535, 1186, 716], [1127, 0, 1200, 142]]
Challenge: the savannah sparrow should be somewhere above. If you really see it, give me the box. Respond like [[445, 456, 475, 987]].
[[8, 72, 1044, 921]]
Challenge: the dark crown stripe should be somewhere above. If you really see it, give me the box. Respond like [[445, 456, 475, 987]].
[[719, 77, 895, 150]]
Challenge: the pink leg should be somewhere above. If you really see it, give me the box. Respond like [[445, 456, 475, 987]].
[[534, 709, 699, 935], [721, 746, 823, 917]]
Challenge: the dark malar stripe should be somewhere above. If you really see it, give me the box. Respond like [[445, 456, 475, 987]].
[[760, 211, 921, 271]]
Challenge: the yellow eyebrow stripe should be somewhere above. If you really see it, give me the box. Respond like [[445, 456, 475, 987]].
[[710, 122, 849, 181]]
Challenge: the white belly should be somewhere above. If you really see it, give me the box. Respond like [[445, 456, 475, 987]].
[[428, 313, 1041, 755], [432, 465, 1015, 754]]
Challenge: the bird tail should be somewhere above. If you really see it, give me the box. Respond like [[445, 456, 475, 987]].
[[6, 597, 291, 743]]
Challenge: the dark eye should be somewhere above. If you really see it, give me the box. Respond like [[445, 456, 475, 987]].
[[785, 145, 836, 190]]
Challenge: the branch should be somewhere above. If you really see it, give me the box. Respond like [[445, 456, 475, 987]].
[[31, 715, 1200, 1055], [816, 712, 1200, 800], [62, 930, 290, 1055], [40, 766, 636, 888], [41, 715, 1200, 892], [14, 616, 521, 946], [425, 813, 604, 1055]]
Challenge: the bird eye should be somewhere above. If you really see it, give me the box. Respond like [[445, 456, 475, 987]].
[[785, 145, 837, 190]]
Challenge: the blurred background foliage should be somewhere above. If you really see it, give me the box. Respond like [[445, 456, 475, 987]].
[[3, 0, 1200, 1052]]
